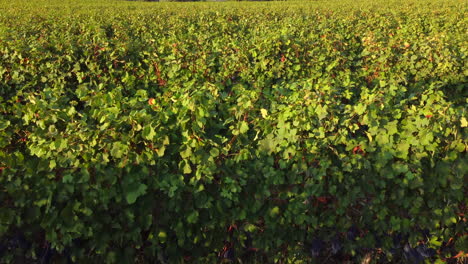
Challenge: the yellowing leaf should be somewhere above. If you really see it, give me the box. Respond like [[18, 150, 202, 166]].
[[183, 161, 192, 174], [158, 231, 167, 241], [180, 147, 192, 159], [156, 146, 165, 157], [269, 206, 280, 217], [260, 108, 268, 118], [49, 160, 56, 170], [239, 121, 249, 134], [162, 135, 170, 145], [365, 132, 373, 142], [461, 117, 467, 127]]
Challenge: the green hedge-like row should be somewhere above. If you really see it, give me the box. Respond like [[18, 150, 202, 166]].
[[0, 0, 467, 263]]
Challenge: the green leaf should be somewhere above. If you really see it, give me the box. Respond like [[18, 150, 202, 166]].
[[315, 104, 328, 120], [142, 125, 156, 141], [62, 174, 73, 183], [396, 141, 410, 159], [420, 131, 433, 146], [0, 120, 10, 130], [210, 148, 219, 157], [135, 89, 148, 99], [111, 142, 127, 159], [385, 121, 398, 135], [187, 211, 199, 224], [354, 104, 366, 115], [393, 163, 408, 174], [259, 134, 278, 154], [376, 131, 390, 146], [125, 183, 147, 204]]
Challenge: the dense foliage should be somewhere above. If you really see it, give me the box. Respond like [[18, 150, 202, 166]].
[[0, 0, 467, 263]]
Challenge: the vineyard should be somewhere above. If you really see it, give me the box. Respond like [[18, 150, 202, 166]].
[[0, 0, 467, 263]]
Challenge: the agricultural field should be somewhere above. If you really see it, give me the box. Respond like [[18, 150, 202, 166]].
[[0, 0, 467, 263]]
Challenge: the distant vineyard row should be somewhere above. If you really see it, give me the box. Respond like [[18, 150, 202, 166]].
[[0, 0, 467, 263]]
